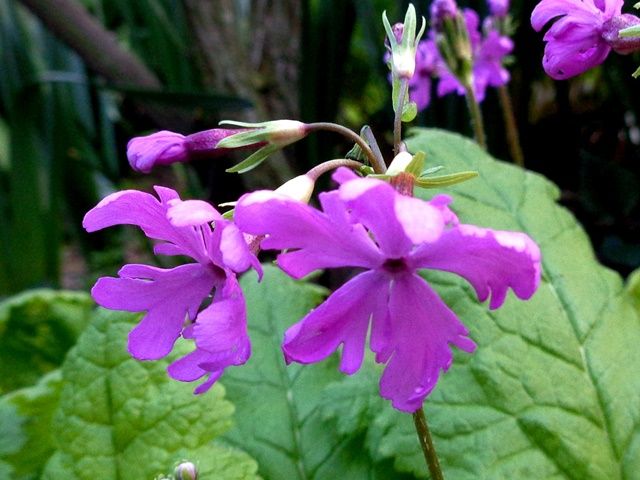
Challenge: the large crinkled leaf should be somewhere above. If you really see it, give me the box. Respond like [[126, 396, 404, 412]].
[[0, 371, 62, 480], [0, 289, 93, 393], [321, 129, 640, 480], [41, 308, 259, 480], [224, 266, 416, 480]]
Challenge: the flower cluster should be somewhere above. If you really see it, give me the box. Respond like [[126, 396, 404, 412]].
[[84, 6, 541, 412], [85, 118, 541, 411], [387, 0, 513, 111]]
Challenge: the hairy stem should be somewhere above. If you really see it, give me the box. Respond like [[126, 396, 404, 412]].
[[413, 407, 445, 480], [463, 83, 487, 149], [498, 85, 525, 167], [306, 123, 386, 174]]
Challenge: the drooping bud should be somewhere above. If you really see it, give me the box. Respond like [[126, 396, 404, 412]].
[[127, 128, 261, 173], [174, 461, 198, 480], [217, 120, 310, 173], [604, 14, 640, 55], [274, 174, 316, 203]]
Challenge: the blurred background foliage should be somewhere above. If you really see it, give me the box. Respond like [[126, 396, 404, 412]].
[[1, 0, 639, 297]]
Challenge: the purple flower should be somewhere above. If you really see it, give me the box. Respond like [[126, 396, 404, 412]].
[[83, 186, 260, 393], [127, 129, 254, 173], [437, 9, 513, 102], [530, 0, 633, 80], [488, 0, 510, 18], [235, 168, 541, 412], [431, 0, 459, 27]]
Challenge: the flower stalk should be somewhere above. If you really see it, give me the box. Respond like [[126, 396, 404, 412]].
[[306, 122, 386, 174], [463, 82, 487, 149], [497, 85, 524, 167], [413, 407, 445, 480]]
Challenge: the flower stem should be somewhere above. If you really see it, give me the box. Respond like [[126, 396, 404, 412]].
[[412, 407, 445, 480], [306, 123, 386, 174], [497, 85, 525, 167], [462, 83, 487, 149], [394, 79, 409, 157], [306, 158, 364, 181]]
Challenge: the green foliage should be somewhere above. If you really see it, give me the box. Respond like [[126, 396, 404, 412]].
[[224, 266, 416, 480], [0, 290, 93, 394], [0, 371, 62, 480], [37, 308, 259, 480], [321, 129, 640, 479]]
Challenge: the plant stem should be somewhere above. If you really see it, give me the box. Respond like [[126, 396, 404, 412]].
[[306, 123, 386, 174], [497, 85, 525, 167], [413, 407, 445, 480], [463, 83, 487, 149], [394, 79, 409, 157], [306, 158, 364, 181]]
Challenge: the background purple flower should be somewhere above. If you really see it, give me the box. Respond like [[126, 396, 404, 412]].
[[235, 168, 541, 412], [436, 9, 512, 102], [531, 0, 623, 79], [83, 186, 259, 392]]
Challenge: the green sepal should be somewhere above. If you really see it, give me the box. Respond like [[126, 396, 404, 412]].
[[225, 144, 278, 173], [405, 150, 425, 176], [401, 101, 417, 122], [633, 65, 640, 79], [415, 170, 478, 188], [619, 25, 640, 38], [358, 165, 376, 175], [345, 143, 366, 162], [216, 129, 268, 148], [222, 209, 235, 220]]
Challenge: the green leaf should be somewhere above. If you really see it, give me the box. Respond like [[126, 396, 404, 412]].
[[323, 129, 640, 479], [41, 308, 259, 480], [402, 100, 417, 123], [0, 290, 93, 394], [0, 371, 62, 480], [626, 268, 640, 313], [223, 266, 416, 480]]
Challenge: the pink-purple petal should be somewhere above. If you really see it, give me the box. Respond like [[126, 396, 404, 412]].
[[167, 199, 222, 227], [91, 263, 219, 360], [411, 224, 541, 309], [378, 274, 476, 413], [235, 190, 382, 277], [282, 271, 389, 375]]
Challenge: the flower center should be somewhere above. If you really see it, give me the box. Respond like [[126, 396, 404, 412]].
[[383, 257, 409, 274]]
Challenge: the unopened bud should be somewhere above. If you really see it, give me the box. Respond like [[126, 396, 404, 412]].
[[174, 461, 198, 480], [127, 131, 188, 173], [275, 174, 315, 203], [386, 152, 414, 176], [127, 128, 262, 173], [383, 4, 427, 80]]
